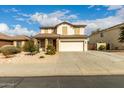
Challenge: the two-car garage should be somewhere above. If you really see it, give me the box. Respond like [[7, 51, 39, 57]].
[[59, 39, 86, 52]]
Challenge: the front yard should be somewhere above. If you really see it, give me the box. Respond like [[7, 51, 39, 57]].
[[0, 52, 57, 64], [0, 51, 124, 76]]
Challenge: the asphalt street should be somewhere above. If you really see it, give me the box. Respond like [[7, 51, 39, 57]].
[[0, 75, 124, 88]]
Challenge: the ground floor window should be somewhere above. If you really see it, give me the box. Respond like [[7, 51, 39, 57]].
[[16, 41, 21, 48]]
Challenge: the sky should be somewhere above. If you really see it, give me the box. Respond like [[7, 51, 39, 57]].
[[0, 5, 124, 36]]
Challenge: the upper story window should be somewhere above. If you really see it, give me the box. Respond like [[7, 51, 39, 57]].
[[100, 32, 104, 37], [74, 28, 80, 35], [44, 29, 48, 33], [62, 26, 67, 35]]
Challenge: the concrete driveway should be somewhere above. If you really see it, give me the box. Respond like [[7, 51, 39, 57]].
[[56, 51, 124, 75], [0, 51, 124, 76]]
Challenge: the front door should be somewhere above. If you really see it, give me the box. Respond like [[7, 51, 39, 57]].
[[53, 39, 56, 50], [40, 39, 45, 51]]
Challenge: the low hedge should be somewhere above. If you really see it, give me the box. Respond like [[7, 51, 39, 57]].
[[0, 45, 21, 58]]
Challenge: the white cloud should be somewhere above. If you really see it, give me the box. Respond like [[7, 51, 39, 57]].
[[17, 12, 31, 17], [1, 8, 20, 13], [15, 17, 25, 21], [29, 10, 78, 26], [0, 23, 9, 33], [74, 6, 124, 35], [29, 12, 61, 26], [106, 5, 123, 10], [88, 5, 95, 9], [0, 23, 36, 36]]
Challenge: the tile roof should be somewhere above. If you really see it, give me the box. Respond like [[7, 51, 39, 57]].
[[40, 21, 86, 29], [34, 33, 60, 38], [34, 33, 88, 39]]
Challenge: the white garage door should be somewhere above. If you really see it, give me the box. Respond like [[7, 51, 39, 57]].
[[59, 41, 84, 52]]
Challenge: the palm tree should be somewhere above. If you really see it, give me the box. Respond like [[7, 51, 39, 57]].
[[119, 26, 124, 43]]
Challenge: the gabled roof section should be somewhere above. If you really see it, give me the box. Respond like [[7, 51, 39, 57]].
[[55, 21, 86, 28], [40, 21, 86, 29], [11, 35, 30, 41], [34, 33, 60, 39]]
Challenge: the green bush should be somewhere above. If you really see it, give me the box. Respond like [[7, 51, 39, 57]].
[[23, 40, 36, 53], [46, 45, 56, 55], [0, 45, 21, 58], [98, 45, 106, 50]]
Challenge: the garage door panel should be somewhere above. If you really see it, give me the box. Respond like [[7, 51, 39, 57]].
[[59, 41, 83, 52]]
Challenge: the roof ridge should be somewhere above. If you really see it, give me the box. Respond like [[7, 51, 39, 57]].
[[91, 22, 124, 36], [41, 21, 86, 29]]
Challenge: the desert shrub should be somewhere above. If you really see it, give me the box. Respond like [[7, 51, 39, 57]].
[[0, 45, 21, 58], [115, 47, 118, 50], [46, 45, 56, 55], [23, 40, 36, 53], [35, 43, 40, 53], [39, 55, 45, 58], [25, 51, 38, 56], [98, 45, 106, 50], [0, 48, 1, 53]]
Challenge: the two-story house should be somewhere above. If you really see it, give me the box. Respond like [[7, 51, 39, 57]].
[[89, 23, 124, 50], [34, 22, 88, 52]]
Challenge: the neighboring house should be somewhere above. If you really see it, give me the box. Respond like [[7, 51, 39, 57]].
[[0, 33, 30, 48], [0, 32, 13, 47], [12, 35, 30, 48], [34, 21, 88, 52], [89, 23, 124, 50]]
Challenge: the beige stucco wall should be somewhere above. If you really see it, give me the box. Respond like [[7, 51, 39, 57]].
[[84, 39, 88, 51], [89, 27, 124, 50], [21, 41, 25, 47], [40, 24, 85, 35], [13, 41, 26, 48], [13, 41, 17, 47], [40, 29, 54, 34], [56, 24, 85, 35]]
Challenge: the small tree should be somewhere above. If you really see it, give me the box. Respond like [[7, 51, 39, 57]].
[[98, 45, 106, 51], [23, 40, 36, 53], [46, 45, 56, 55], [35, 40, 40, 53], [119, 26, 124, 43]]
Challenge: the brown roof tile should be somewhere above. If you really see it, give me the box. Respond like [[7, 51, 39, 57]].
[[34, 33, 59, 39], [59, 35, 88, 39], [34, 33, 88, 39], [40, 21, 86, 29], [11, 35, 30, 41]]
